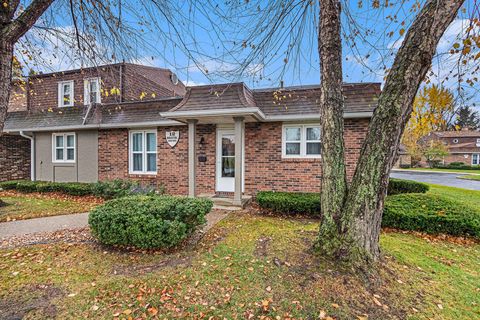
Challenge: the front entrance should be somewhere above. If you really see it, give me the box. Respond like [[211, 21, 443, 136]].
[[216, 128, 244, 192]]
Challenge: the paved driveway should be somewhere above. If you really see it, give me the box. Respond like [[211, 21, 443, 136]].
[[390, 170, 480, 191]]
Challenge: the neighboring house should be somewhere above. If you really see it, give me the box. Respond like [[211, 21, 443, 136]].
[[2, 63, 380, 205], [396, 129, 480, 167]]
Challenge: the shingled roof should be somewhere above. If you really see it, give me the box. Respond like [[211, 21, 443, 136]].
[[4, 82, 381, 132], [4, 97, 182, 132], [432, 130, 480, 138]]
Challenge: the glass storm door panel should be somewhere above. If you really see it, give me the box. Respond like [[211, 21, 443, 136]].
[[216, 131, 235, 192]]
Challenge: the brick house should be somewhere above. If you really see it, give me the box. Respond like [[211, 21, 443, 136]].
[[3, 63, 380, 205], [396, 129, 480, 167]]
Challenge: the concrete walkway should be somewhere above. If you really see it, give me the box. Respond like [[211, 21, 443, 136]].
[[0, 212, 89, 239], [0, 210, 229, 240]]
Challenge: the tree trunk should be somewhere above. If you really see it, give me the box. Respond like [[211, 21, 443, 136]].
[[316, 0, 349, 258], [317, 0, 465, 264], [0, 41, 14, 133]]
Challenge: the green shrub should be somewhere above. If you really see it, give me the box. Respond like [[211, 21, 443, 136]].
[[436, 162, 479, 170], [383, 194, 480, 238], [15, 181, 40, 193], [88, 195, 213, 248], [60, 183, 94, 196], [91, 179, 156, 199], [0, 180, 22, 190], [256, 191, 321, 216], [387, 178, 429, 195]]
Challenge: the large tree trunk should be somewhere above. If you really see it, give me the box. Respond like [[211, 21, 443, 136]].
[[0, 41, 14, 133], [317, 0, 464, 263], [0, 0, 54, 132], [316, 0, 349, 257]]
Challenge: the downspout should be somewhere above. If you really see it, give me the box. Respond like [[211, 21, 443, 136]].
[[19, 131, 35, 181]]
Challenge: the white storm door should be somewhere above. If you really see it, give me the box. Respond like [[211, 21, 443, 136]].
[[216, 130, 236, 192]]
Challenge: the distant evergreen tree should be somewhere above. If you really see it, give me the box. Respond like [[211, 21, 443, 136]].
[[454, 106, 480, 130]]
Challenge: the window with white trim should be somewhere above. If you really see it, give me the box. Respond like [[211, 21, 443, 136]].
[[58, 81, 74, 107], [282, 124, 321, 158], [84, 78, 101, 105], [473, 154, 480, 166], [129, 130, 157, 174], [476, 138, 480, 147], [53, 133, 75, 162]]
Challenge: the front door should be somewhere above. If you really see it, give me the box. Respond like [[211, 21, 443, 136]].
[[216, 129, 244, 192]]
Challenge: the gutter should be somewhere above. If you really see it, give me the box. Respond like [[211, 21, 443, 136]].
[[19, 131, 35, 181]]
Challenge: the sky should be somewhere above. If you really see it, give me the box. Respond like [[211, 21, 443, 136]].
[[16, 0, 480, 108]]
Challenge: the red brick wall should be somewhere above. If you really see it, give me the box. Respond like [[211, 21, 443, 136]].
[[98, 127, 189, 195], [97, 119, 370, 195], [0, 135, 31, 182], [244, 119, 369, 194]]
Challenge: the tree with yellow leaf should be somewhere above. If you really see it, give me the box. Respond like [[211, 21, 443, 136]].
[[402, 85, 454, 165]]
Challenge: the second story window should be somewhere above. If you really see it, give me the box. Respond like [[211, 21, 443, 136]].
[[58, 81, 74, 107], [84, 78, 101, 105]]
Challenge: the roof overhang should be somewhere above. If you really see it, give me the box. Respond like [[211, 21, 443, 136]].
[[160, 107, 266, 124], [3, 120, 184, 133]]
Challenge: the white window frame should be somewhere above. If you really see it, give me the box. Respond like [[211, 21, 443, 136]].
[[58, 80, 74, 107], [282, 124, 321, 158], [472, 153, 480, 166], [129, 130, 157, 174], [476, 138, 480, 147], [84, 77, 101, 105], [52, 133, 76, 163]]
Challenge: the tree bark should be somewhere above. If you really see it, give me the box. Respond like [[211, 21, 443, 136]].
[[342, 0, 464, 262], [316, 0, 349, 258], [0, 41, 14, 134], [0, 0, 54, 133]]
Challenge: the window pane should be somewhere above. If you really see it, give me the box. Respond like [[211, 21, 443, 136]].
[[306, 142, 321, 155], [285, 127, 301, 141], [133, 154, 143, 171], [146, 133, 156, 151], [222, 157, 235, 177], [286, 142, 300, 155], [56, 149, 64, 160], [132, 133, 143, 152], [306, 127, 321, 141], [222, 135, 235, 156], [147, 153, 156, 172], [66, 135, 74, 147], [63, 83, 71, 93], [56, 135, 64, 147], [67, 148, 75, 160], [90, 92, 97, 104]]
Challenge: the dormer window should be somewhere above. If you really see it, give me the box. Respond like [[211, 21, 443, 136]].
[[84, 78, 101, 105], [58, 81, 74, 107]]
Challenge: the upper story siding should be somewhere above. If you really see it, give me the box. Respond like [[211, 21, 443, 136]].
[[7, 63, 186, 112]]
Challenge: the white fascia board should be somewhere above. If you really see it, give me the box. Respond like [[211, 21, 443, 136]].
[[161, 107, 266, 120], [3, 120, 184, 133]]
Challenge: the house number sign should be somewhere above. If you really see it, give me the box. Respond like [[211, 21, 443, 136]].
[[166, 131, 180, 147]]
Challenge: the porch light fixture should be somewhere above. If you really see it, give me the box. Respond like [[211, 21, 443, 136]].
[[200, 137, 206, 145]]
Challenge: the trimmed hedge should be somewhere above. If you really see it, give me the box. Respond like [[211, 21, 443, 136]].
[[88, 195, 213, 248], [383, 193, 480, 238], [387, 178, 429, 195], [435, 162, 480, 170], [256, 191, 321, 216], [0, 180, 93, 196], [256, 179, 428, 215], [0, 179, 159, 198]]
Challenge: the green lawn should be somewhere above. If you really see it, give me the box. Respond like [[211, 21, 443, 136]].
[[458, 175, 480, 181], [399, 168, 480, 175], [426, 184, 480, 209], [1, 213, 479, 319], [0, 193, 100, 222]]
